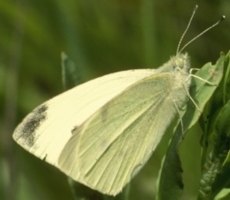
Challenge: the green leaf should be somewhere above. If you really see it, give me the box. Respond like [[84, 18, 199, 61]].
[[61, 52, 84, 90], [214, 188, 230, 200], [197, 52, 230, 200], [199, 101, 230, 199]]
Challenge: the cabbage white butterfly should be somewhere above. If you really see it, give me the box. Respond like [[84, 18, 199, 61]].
[[12, 6, 224, 196]]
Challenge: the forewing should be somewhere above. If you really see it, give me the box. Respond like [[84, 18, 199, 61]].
[[13, 69, 156, 166], [59, 74, 182, 195]]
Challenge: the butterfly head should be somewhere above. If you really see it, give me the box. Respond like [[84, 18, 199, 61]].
[[172, 53, 190, 73]]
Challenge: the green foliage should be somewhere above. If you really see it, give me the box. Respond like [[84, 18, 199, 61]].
[[198, 52, 230, 200]]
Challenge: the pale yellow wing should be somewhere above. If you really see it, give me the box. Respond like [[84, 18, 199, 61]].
[[59, 73, 187, 195], [13, 69, 156, 166]]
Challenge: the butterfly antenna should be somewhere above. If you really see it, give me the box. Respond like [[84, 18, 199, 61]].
[[178, 15, 225, 54], [176, 5, 198, 54]]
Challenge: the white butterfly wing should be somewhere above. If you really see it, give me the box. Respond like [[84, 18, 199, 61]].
[[58, 73, 188, 195], [13, 69, 157, 167]]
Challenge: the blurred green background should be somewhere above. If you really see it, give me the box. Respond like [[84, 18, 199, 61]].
[[0, 0, 229, 199]]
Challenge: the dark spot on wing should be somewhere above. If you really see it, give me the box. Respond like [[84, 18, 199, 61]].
[[15, 104, 48, 147], [71, 126, 79, 134], [71, 125, 84, 137]]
